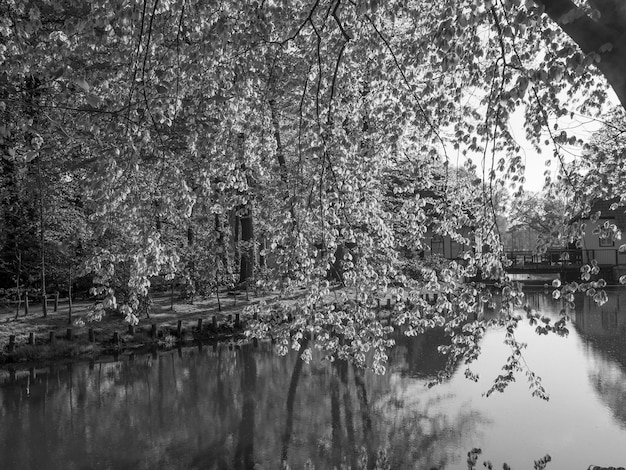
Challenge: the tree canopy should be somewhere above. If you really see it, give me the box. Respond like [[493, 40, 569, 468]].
[[1, 0, 625, 383]]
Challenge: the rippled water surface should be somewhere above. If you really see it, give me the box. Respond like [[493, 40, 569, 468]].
[[1, 290, 626, 469]]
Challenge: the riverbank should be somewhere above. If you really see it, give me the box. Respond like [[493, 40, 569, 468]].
[[0, 289, 270, 367]]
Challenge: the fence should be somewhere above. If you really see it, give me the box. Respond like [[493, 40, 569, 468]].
[[506, 248, 626, 268]]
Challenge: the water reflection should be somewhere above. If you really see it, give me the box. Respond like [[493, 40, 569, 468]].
[[389, 329, 449, 379], [1, 291, 626, 469], [571, 290, 626, 365], [0, 341, 477, 469], [568, 289, 626, 432]]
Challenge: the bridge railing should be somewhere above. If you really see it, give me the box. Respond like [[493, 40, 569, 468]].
[[505, 248, 626, 268], [505, 249, 578, 267]]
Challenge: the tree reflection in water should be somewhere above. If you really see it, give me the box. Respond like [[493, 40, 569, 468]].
[[0, 327, 480, 470], [3, 292, 626, 469], [281, 338, 309, 465], [234, 346, 256, 470]]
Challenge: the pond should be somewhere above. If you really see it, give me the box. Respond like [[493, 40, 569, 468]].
[[1, 290, 626, 469]]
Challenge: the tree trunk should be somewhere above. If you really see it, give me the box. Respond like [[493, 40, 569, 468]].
[[233, 132, 257, 286], [37, 155, 47, 318], [145, 294, 151, 319], [268, 98, 297, 225], [68, 265, 73, 324], [14, 251, 21, 320], [330, 243, 346, 285], [233, 210, 240, 279], [215, 213, 230, 272], [259, 237, 267, 269], [187, 225, 195, 304], [537, 0, 626, 110], [170, 277, 174, 311], [238, 205, 255, 284]]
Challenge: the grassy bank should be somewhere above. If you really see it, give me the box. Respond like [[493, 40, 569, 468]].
[[0, 289, 268, 367]]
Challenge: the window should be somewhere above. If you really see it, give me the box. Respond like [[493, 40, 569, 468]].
[[431, 235, 444, 256], [450, 241, 465, 259], [599, 236, 614, 247], [598, 218, 616, 247]]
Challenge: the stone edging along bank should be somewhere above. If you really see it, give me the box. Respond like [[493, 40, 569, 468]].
[[1, 313, 249, 366]]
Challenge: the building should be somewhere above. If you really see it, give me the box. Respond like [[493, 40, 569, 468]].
[[574, 198, 626, 280]]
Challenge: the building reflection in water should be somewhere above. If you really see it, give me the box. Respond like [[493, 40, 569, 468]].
[[567, 289, 626, 430]]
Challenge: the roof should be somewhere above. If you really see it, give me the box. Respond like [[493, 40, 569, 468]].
[[587, 198, 626, 230]]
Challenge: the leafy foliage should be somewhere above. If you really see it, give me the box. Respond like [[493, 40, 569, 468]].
[[1, 0, 625, 379]]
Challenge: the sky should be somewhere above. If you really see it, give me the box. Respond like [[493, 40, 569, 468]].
[[446, 83, 620, 192], [445, 89, 619, 194], [508, 107, 606, 193]]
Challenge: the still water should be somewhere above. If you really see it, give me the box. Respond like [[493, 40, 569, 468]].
[[1, 290, 626, 469]]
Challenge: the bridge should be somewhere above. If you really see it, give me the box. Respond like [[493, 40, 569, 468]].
[[506, 249, 581, 272], [504, 248, 621, 279]]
